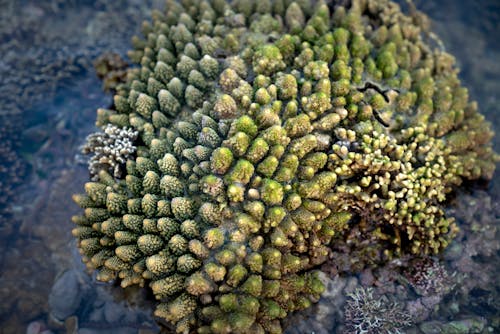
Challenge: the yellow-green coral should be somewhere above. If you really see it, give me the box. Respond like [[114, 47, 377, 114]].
[[73, 0, 497, 333]]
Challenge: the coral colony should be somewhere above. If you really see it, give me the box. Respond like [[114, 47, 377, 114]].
[[73, 0, 496, 333], [82, 124, 138, 180], [344, 287, 412, 333]]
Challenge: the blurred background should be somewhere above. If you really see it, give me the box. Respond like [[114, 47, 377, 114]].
[[0, 1, 498, 333]]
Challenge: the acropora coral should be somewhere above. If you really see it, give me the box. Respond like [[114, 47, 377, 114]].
[[72, 0, 497, 333]]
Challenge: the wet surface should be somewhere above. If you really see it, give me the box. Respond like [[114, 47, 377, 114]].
[[0, 1, 498, 333]]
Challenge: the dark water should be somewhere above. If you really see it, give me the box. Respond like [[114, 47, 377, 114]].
[[0, 1, 498, 333]]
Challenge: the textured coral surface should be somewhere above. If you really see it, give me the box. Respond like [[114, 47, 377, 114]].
[[72, 0, 497, 333]]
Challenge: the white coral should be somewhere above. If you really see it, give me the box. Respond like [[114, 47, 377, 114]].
[[344, 287, 412, 334], [82, 124, 138, 180]]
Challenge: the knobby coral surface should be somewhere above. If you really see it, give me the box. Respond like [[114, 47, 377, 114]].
[[72, 0, 497, 333]]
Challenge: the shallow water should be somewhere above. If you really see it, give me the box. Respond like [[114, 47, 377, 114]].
[[0, 1, 498, 333]]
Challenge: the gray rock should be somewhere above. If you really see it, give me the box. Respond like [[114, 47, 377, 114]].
[[87, 307, 105, 323], [407, 299, 431, 322], [121, 308, 139, 324], [419, 320, 443, 334], [315, 301, 336, 331], [103, 301, 124, 323], [322, 274, 348, 300], [48, 269, 82, 321], [78, 328, 137, 334], [441, 318, 486, 334], [420, 318, 486, 334], [138, 330, 158, 334], [342, 276, 359, 295]]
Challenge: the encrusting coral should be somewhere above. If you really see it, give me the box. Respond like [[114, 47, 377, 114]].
[[72, 0, 497, 333]]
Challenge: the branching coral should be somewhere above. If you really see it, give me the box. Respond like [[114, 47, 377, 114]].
[[82, 124, 138, 180], [344, 287, 412, 333], [93, 52, 129, 92], [404, 257, 455, 297], [72, 0, 497, 333]]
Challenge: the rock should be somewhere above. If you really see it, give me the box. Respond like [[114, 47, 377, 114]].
[[444, 242, 463, 261], [315, 301, 336, 331], [420, 317, 486, 334], [138, 330, 158, 334], [121, 307, 139, 324], [419, 320, 443, 334], [103, 300, 124, 323], [25, 321, 54, 334], [78, 328, 137, 334], [404, 328, 421, 334], [407, 299, 431, 322], [342, 276, 359, 295], [64, 315, 78, 334], [26, 321, 44, 334], [87, 307, 105, 323], [421, 295, 442, 309], [441, 318, 486, 334], [48, 269, 82, 321], [322, 275, 348, 300], [359, 268, 375, 286]]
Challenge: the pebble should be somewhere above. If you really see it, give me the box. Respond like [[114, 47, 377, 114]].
[[26, 321, 55, 334], [26, 321, 43, 334], [64, 316, 78, 334], [48, 269, 82, 321]]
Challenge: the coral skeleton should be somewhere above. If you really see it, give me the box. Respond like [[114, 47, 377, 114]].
[[71, 0, 497, 332]]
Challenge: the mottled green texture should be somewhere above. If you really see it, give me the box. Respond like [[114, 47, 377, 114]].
[[72, 0, 497, 333]]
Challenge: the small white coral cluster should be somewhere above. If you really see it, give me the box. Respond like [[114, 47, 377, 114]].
[[82, 124, 138, 180], [344, 287, 412, 334]]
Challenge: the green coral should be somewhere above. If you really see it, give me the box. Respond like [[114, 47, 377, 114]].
[[72, 0, 497, 333]]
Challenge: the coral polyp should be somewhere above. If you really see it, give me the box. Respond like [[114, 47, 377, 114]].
[[72, 0, 496, 332]]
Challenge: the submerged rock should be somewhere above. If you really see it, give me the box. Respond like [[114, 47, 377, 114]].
[[420, 317, 486, 334], [48, 270, 83, 321]]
